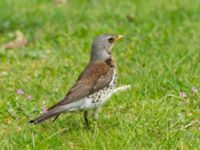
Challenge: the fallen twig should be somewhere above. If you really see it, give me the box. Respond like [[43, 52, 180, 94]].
[[112, 85, 131, 95]]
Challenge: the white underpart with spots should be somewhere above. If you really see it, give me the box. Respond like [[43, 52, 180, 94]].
[[62, 69, 117, 112]]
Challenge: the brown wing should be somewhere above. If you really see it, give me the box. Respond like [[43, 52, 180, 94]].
[[48, 61, 114, 110]]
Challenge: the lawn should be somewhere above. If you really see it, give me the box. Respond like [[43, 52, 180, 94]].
[[0, 0, 200, 149]]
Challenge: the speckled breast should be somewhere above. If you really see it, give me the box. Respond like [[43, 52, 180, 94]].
[[88, 69, 117, 106]]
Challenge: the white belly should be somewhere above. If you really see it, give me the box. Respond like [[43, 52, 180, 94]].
[[66, 69, 117, 111]]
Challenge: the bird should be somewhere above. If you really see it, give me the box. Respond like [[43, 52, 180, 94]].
[[29, 34, 123, 126]]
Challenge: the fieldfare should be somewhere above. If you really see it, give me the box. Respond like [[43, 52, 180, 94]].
[[30, 34, 123, 125]]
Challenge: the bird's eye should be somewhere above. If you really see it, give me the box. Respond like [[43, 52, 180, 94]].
[[108, 37, 115, 43]]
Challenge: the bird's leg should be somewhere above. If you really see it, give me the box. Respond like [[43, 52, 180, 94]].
[[93, 107, 100, 120], [83, 111, 89, 128], [52, 114, 60, 123]]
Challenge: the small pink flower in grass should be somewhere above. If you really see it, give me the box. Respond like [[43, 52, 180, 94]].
[[16, 89, 24, 95], [42, 107, 48, 113], [27, 95, 32, 100], [192, 87, 198, 94], [179, 92, 187, 98]]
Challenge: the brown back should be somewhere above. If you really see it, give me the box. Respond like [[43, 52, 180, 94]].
[[48, 58, 115, 110]]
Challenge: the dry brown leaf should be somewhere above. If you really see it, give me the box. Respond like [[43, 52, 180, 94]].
[[126, 15, 135, 22], [2, 31, 28, 49], [53, 0, 67, 5]]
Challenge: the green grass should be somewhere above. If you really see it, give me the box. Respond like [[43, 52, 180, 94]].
[[0, 0, 200, 149]]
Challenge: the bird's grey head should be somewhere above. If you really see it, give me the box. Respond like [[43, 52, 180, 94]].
[[90, 34, 123, 61]]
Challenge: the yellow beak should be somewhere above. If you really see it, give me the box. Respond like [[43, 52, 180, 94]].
[[115, 35, 123, 41]]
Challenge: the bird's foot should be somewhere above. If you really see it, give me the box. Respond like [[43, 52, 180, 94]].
[[83, 111, 90, 129]]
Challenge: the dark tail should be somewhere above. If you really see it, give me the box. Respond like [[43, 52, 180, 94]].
[[29, 107, 63, 124]]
